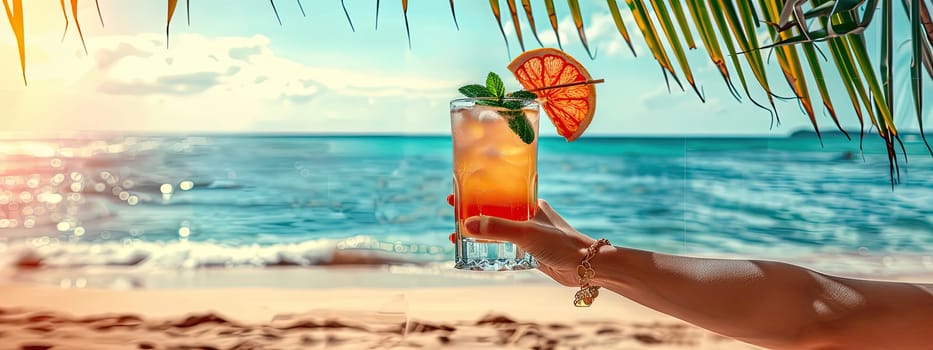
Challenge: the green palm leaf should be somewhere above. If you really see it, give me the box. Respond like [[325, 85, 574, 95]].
[[684, 0, 740, 100], [719, 0, 779, 121], [906, 0, 933, 155], [568, 0, 596, 59], [707, 1, 771, 115], [606, 0, 637, 56], [626, 0, 684, 91], [802, 42, 848, 138], [650, 0, 703, 100], [669, 0, 695, 49], [761, 0, 816, 136]]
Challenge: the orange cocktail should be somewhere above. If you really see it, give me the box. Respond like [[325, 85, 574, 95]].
[[450, 97, 539, 271]]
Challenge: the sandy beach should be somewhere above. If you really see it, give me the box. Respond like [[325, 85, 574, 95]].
[[0, 266, 763, 350]]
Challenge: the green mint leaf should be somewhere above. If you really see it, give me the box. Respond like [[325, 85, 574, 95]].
[[502, 100, 523, 110], [475, 99, 501, 107], [458, 84, 492, 98], [506, 111, 536, 144], [508, 90, 537, 100], [486, 72, 505, 98]]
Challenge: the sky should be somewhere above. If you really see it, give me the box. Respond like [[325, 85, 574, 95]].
[[0, 1, 926, 137]]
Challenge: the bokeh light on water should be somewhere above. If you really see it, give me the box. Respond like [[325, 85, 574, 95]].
[[0, 133, 930, 282]]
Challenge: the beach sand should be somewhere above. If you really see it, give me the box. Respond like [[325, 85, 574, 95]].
[[0, 267, 761, 350]]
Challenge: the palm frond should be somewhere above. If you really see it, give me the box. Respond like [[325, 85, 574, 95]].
[[166, 0, 178, 48], [521, 0, 544, 46], [543, 0, 563, 50], [2, 0, 25, 85], [606, 0, 637, 56], [762, 0, 815, 137], [650, 0, 703, 100], [341, 0, 355, 32], [403, 0, 411, 49], [568, 0, 596, 59], [506, 0, 526, 52], [270, 0, 282, 26], [58, 0, 69, 42], [71, 0, 89, 54], [684, 0, 741, 100], [626, 0, 684, 91], [489, 0, 511, 57], [450, 0, 460, 30]]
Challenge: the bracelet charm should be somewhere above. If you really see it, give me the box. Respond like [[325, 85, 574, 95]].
[[573, 238, 611, 307]]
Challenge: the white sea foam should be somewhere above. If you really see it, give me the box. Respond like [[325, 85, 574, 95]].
[[0, 236, 449, 270]]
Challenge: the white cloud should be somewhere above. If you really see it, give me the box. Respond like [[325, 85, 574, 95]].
[[537, 13, 643, 58], [0, 32, 463, 133]]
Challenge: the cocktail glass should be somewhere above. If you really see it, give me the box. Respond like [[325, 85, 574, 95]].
[[450, 97, 539, 271]]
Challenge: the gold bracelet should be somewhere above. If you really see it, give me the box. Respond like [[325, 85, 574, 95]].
[[574, 238, 611, 307]]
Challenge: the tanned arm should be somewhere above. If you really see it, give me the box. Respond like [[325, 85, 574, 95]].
[[591, 246, 933, 349]]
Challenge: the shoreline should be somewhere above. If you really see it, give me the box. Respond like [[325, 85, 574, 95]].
[[4, 248, 933, 290]]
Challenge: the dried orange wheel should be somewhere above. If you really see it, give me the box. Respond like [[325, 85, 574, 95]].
[[508, 48, 597, 142]]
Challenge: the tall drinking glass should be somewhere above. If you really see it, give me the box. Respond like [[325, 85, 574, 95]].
[[450, 97, 539, 271]]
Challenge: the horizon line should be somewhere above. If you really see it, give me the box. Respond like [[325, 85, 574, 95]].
[[0, 128, 926, 139]]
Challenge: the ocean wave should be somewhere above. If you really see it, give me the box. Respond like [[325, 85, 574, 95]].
[[0, 236, 450, 270]]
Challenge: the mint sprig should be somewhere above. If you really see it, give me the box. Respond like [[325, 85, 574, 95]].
[[486, 72, 505, 98], [458, 72, 538, 144], [458, 84, 491, 98]]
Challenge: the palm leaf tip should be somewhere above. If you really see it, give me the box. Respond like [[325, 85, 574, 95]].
[[506, 0, 525, 51], [269, 0, 282, 26], [489, 0, 512, 58], [606, 0, 637, 56], [521, 0, 544, 46], [94, 0, 104, 27], [568, 0, 596, 59], [449, 0, 460, 30], [166, 0, 178, 48], [58, 0, 69, 43], [70, 0, 89, 55], [403, 0, 412, 49], [341, 0, 355, 32], [910, 0, 933, 155], [3, 0, 26, 85], [544, 0, 563, 50]]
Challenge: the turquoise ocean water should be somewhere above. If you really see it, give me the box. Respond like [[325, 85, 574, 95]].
[[0, 134, 931, 281]]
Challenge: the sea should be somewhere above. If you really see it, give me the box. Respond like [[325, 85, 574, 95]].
[[1, 133, 932, 287]]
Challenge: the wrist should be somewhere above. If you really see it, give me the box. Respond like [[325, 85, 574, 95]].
[[589, 244, 629, 289]]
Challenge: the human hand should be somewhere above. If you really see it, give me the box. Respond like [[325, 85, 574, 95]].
[[446, 194, 598, 287]]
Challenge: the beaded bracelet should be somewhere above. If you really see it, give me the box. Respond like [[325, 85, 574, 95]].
[[574, 238, 611, 307]]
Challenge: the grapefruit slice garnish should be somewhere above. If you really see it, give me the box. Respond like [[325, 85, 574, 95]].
[[507, 48, 599, 142]]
